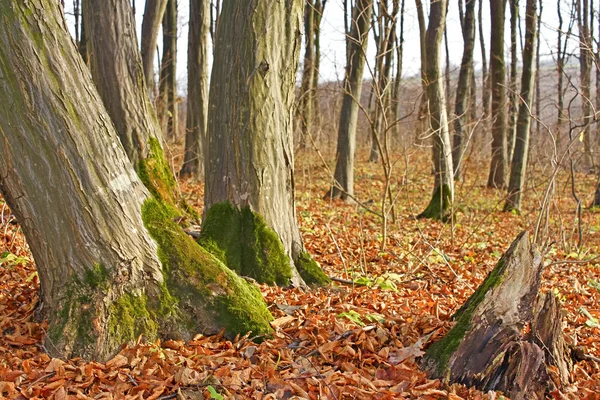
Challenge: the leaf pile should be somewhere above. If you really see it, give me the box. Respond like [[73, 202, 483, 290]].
[[0, 149, 599, 399]]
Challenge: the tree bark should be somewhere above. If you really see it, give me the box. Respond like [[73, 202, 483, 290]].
[[0, 0, 273, 361], [158, 0, 179, 141], [578, 0, 593, 170], [204, 0, 329, 287], [504, 0, 537, 212], [453, 0, 476, 180], [327, 0, 373, 201], [478, 0, 490, 120], [415, 0, 430, 143], [298, 0, 317, 150], [507, 0, 519, 163], [180, 0, 211, 180], [418, 0, 454, 221], [83, 0, 163, 169], [422, 232, 575, 398], [140, 0, 168, 95], [487, 0, 508, 188]]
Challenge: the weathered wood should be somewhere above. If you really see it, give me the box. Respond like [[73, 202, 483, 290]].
[[421, 231, 576, 398]]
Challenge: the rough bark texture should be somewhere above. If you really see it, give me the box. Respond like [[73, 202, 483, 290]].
[[83, 0, 162, 167], [328, 0, 373, 201], [205, 0, 329, 287], [505, 0, 537, 212], [453, 0, 476, 180], [180, 0, 210, 179], [158, 0, 178, 141], [487, 0, 508, 188], [422, 232, 574, 398], [0, 0, 273, 361], [140, 0, 168, 94], [418, 0, 454, 221]]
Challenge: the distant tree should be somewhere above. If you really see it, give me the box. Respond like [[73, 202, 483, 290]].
[[577, 0, 593, 169], [0, 0, 273, 361], [327, 0, 373, 201], [478, 0, 490, 119], [507, 0, 519, 162], [391, 0, 406, 139], [453, 0, 476, 180], [504, 0, 537, 212], [158, 0, 179, 141], [488, 0, 508, 188], [140, 0, 168, 94], [180, 0, 211, 179], [418, 0, 454, 220], [204, 0, 329, 287]]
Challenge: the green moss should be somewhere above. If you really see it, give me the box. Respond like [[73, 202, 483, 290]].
[[424, 256, 506, 378], [418, 184, 453, 222], [200, 202, 294, 286], [107, 293, 158, 349], [141, 198, 273, 339], [296, 251, 330, 286], [137, 137, 178, 206], [84, 264, 109, 289]]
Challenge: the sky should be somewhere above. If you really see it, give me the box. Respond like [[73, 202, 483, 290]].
[[64, 0, 581, 89]]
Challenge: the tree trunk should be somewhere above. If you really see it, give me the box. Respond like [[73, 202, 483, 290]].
[[312, 0, 326, 134], [487, 0, 508, 188], [453, 0, 476, 181], [204, 0, 329, 287], [556, 0, 565, 143], [578, 0, 593, 169], [418, 0, 454, 221], [0, 0, 273, 361], [78, 3, 88, 64], [180, 0, 211, 180], [298, 0, 317, 150], [158, 0, 178, 142], [504, 0, 537, 212], [83, 0, 163, 168], [392, 0, 406, 140], [478, 0, 490, 120], [507, 0, 519, 163], [422, 231, 575, 398], [415, 0, 430, 144], [140, 0, 168, 95], [327, 0, 373, 201]]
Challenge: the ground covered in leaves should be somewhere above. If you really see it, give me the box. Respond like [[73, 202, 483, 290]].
[[1, 149, 600, 399]]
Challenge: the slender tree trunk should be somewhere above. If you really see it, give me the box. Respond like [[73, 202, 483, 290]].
[[479, 0, 490, 119], [392, 0, 406, 139], [298, 0, 317, 150], [487, 0, 508, 188], [504, 0, 538, 212], [78, 3, 88, 64], [535, 0, 542, 137], [416, 0, 430, 143], [312, 0, 326, 132], [0, 0, 273, 361], [327, 0, 373, 200], [507, 0, 519, 163], [180, 0, 210, 180], [159, 0, 179, 141], [453, 0, 476, 180], [205, 0, 329, 287], [140, 0, 168, 95], [418, 0, 455, 221], [578, 0, 593, 169], [556, 0, 565, 142]]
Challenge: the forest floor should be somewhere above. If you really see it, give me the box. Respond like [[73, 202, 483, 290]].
[[1, 148, 600, 399]]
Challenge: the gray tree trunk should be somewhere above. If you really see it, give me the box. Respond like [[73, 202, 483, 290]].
[[418, 0, 455, 221], [327, 0, 373, 201], [505, 0, 537, 212], [478, 0, 490, 120], [158, 0, 179, 141], [180, 0, 211, 179], [204, 0, 329, 287], [83, 0, 163, 168], [140, 0, 168, 95], [507, 0, 519, 163], [0, 0, 273, 361], [487, 0, 508, 188], [578, 0, 593, 169], [453, 0, 476, 181], [298, 0, 316, 149], [415, 0, 430, 143]]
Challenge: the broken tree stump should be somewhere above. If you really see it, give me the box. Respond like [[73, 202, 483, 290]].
[[420, 231, 575, 399]]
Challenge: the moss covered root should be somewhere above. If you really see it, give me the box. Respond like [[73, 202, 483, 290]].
[[296, 251, 330, 286], [418, 184, 453, 222]]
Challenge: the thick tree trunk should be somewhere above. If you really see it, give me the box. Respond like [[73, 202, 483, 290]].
[[487, 0, 508, 188], [204, 0, 329, 287], [507, 0, 519, 163], [418, 0, 454, 221], [140, 0, 168, 95], [180, 0, 210, 180], [0, 0, 273, 361], [505, 0, 537, 212], [453, 0, 476, 181], [327, 0, 373, 201], [83, 0, 162, 168], [159, 0, 179, 141], [422, 232, 575, 398]]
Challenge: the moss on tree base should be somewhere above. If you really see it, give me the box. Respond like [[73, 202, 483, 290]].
[[296, 251, 330, 286], [418, 184, 453, 222]]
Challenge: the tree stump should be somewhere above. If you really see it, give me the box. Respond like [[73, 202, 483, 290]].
[[421, 231, 575, 399]]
